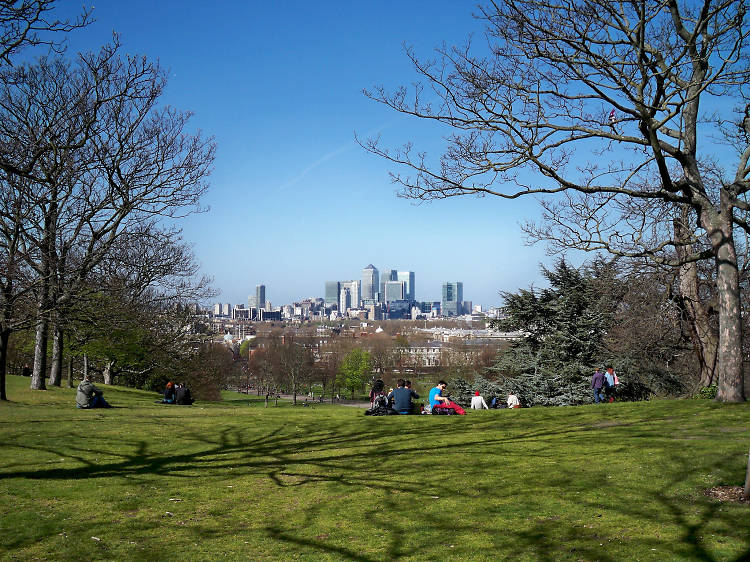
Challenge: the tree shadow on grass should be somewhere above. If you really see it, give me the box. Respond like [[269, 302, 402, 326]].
[[2, 406, 749, 560]]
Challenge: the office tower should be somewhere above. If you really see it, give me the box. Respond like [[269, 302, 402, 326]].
[[341, 280, 360, 308], [247, 295, 257, 309], [222, 303, 231, 316], [379, 269, 397, 303], [325, 281, 340, 306], [256, 284, 266, 311], [442, 282, 464, 316], [362, 264, 379, 301], [339, 287, 351, 312], [397, 271, 415, 302], [213, 303, 222, 315], [384, 280, 406, 303]]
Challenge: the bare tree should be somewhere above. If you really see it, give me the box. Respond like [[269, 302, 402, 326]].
[[0, 1, 89, 399], [279, 335, 314, 405], [362, 1, 750, 402], [0, 42, 215, 397], [0, 1, 90, 67]]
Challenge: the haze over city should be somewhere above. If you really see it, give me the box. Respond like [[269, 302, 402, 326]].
[[54, 1, 554, 309]]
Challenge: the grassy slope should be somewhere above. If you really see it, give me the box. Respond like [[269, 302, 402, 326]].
[[1, 375, 749, 561]]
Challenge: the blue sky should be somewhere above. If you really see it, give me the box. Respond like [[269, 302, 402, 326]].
[[57, 1, 555, 308]]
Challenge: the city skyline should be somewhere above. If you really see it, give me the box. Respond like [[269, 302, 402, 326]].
[[56, 2, 556, 309]]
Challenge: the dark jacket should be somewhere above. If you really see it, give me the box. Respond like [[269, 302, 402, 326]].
[[175, 386, 194, 405], [389, 387, 419, 414], [164, 385, 176, 402]]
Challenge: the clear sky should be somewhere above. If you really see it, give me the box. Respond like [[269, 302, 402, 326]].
[[57, 1, 557, 308]]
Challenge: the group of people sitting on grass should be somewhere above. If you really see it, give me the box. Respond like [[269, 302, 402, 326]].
[[366, 378, 420, 415], [75, 378, 196, 408], [159, 381, 195, 405], [366, 378, 525, 416], [466, 389, 522, 410]]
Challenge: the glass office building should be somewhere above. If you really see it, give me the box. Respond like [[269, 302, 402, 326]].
[[442, 282, 463, 316]]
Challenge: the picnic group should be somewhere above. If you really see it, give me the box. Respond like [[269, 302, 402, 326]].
[[366, 364, 620, 416], [365, 378, 522, 416]]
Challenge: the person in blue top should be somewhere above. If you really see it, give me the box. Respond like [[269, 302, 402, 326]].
[[429, 380, 466, 414], [429, 380, 448, 407]]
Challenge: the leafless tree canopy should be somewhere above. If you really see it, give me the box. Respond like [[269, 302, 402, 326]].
[[0, 0, 90, 65], [0, 39, 216, 397], [362, 0, 750, 401]]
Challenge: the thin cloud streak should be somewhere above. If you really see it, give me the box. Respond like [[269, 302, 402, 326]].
[[276, 121, 392, 192]]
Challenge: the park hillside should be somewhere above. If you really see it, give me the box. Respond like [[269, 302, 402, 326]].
[[1, 1, 750, 559], [1, 375, 749, 560]]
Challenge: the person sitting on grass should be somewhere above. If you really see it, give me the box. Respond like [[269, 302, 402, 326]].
[[76, 377, 112, 409], [369, 378, 386, 408], [161, 381, 176, 404], [429, 380, 466, 415], [175, 382, 194, 405], [388, 378, 419, 414], [470, 391, 489, 410], [507, 392, 521, 408]]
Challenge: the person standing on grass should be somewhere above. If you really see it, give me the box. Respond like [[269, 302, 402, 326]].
[[592, 368, 605, 403], [604, 365, 620, 402], [470, 391, 489, 410], [389, 378, 419, 414], [604, 366, 616, 403]]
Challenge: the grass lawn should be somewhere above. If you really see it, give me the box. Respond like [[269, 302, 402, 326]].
[[1, 375, 749, 561]]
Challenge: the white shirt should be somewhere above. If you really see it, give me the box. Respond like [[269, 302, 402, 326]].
[[507, 394, 520, 408], [470, 395, 488, 409]]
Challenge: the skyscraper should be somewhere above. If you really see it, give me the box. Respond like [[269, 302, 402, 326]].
[[339, 287, 351, 312], [341, 280, 360, 308], [325, 281, 340, 306], [379, 269, 397, 303], [397, 270, 415, 302], [256, 284, 266, 311], [362, 264, 379, 301], [442, 282, 464, 316], [384, 280, 406, 303]]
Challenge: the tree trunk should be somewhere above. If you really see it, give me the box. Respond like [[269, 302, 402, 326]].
[[67, 355, 74, 388], [49, 323, 63, 386], [83, 353, 89, 380], [103, 360, 114, 385], [705, 203, 745, 402], [0, 329, 9, 400], [30, 313, 48, 391], [674, 212, 719, 387]]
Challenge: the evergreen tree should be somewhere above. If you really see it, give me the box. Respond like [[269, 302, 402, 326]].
[[489, 259, 621, 406]]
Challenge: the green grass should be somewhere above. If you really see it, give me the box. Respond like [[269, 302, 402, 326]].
[[1, 375, 749, 561]]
